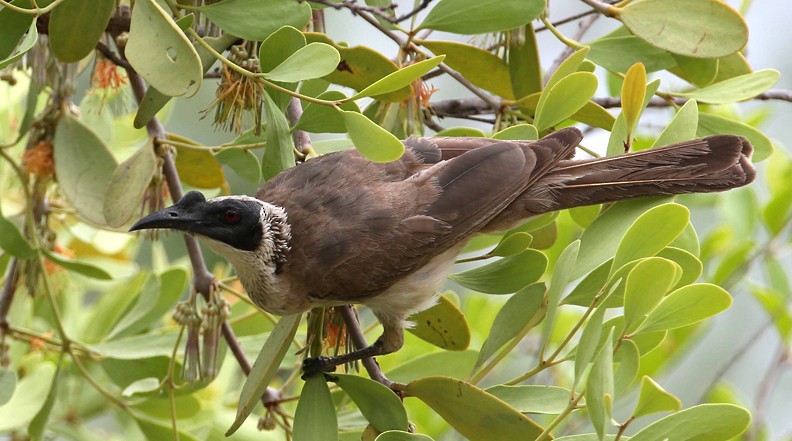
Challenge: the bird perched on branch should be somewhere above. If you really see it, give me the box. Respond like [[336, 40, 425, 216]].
[[130, 127, 754, 377]]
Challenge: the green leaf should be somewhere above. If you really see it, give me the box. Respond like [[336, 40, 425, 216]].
[[103, 142, 157, 228], [476, 283, 546, 368], [623, 258, 679, 333], [541, 241, 580, 354], [41, 247, 112, 280], [573, 197, 672, 279], [0, 20, 37, 70], [198, 0, 311, 42], [387, 350, 478, 384], [376, 432, 434, 441], [330, 373, 409, 432], [407, 294, 470, 350], [671, 54, 719, 87], [0, 368, 16, 406], [0, 0, 35, 61], [341, 111, 405, 162], [651, 99, 698, 148], [587, 31, 676, 73], [28, 358, 61, 441], [126, 0, 202, 97], [670, 69, 779, 104], [490, 232, 533, 257], [607, 78, 661, 155], [227, 313, 301, 436], [132, 413, 201, 441], [545, 47, 590, 91], [351, 56, 445, 100], [304, 33, 411, 102], [49, 0, 114, 62], [621, 62, 647, 135], [633, 376, 682, 418], [485, 385, 572, 414], [0, 363, 55, 432], [697, 112, 773, 162], [215, 148, 261, 184], [173, 144, 226, 188], [420, 40, 513, 98], [262, 92, 297, 179], [586, 328, 615, 440], [619, 0, 748, 58], [574, 306, 605, 388], [434, 127, 488, 137], [54, 113, 117, 226], [90, 331, 180, 359], [509, 24, 543, 99], [630, 403, 750, 441], [534, 72, 599, 131], [259, 25, 306, 71], [263, 42, 340, 82], [418, 0, 545, 34], [637, 284, 732, 333], [0, 214, 35, 259], [611, 203, 690, 276], [450, 249, 547, 294], [293, 91, 360, 134], [107, 274, 159, 339], [614, 339, 640, 394], [293, 376, 337, 441], [492, 124, 538, 141], [656, 247, 702, 289], [404, 377, 545, 441]]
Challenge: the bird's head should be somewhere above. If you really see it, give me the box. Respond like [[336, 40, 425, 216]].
[[130, 191, 290, 272]]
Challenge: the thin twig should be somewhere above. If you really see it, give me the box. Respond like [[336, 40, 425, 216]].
[[544, 13, 600, 85], [285, 98, 315, 157], [337, 305, 393, 388]]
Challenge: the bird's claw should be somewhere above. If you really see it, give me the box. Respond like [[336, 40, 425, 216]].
[[301, 356, 338, 379]]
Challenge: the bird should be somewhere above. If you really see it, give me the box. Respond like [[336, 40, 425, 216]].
[[130, 127, 755, 377]]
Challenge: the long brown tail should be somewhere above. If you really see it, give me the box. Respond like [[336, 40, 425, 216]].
[[484, 134, 755, 232]]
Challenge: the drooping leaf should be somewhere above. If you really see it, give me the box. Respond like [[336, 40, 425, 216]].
[[0, 0, 35, 61], [573, 306, 605, 388], [509, 24, 543, 99], [173, 144, 225, 188], [614, 339, 640, 394], [126, 0, 202, 97], [407, 294, 470, 350], [697, 112, 773, 162], [586, 328, 615, 440], [351, 56, 445, 100], [342, 110, 405, 162], [633, 376, 682, 418], [0, 20, 37, 70], [489, 232, 533, 257], [103, 142, 157, 227], [629, 404, 750, 441], [404, 377, 545, 441], [420, 40, 513, 98], [671, 54, 719, 87], [49, 0, 114, 62], [485, 385, 572, 414], [41, 247, 112, 280], [619, 0, 748, 58], [226, 314, 301, 436], [670, 69, 780, 104], [637, 284, 732, 333], [293, 91, 360, 134], [54, 113, 117, 226], [293, 376, 337, 441], [450, 249, 547, 294], [418, 0, 545, 34], [0, 213, 35, 259], [330, 373, 409, 432], [262, 92, 297, 179], [28, 358, 62, 441], [198, 0, 311, 42], [476, 283, 546, 368], [215, 148, 261, 184]]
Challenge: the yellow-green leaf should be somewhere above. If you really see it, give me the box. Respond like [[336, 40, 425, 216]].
[[407, 294, 470, 350], [173, 144, 225, 188], [330, 373, 408, 432], [630, 404, 750, 441], [621, 62, 647, 134], [41, 248, 112, 280], [651, 99, 698, 148], [637, 284, 732, 333], [534, 72, 598, 131], [450, 249, 547, 294], [491, 124, 538, 141], [611, 203, 690, 276], [342, 111, 405, 162], [697, 112, 773, 162], [420, 40, 513, 98], [351, 56, 445, 100], [670, 69, 780, 104], [418, 0, 545, 35], [633, 376, 682, 418], [198, 0, 311, 42]]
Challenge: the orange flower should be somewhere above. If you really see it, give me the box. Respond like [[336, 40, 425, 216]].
[[91, 58, 128, 90], [22, 141, 54, 178], [44, 243, 75, 274]]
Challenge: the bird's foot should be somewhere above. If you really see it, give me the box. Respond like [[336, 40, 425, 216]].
[[301, 356, 338, 379]]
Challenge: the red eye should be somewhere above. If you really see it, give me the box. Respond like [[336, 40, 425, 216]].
[[223, 209, 239, 223]]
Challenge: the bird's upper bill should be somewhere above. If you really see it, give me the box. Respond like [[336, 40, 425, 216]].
[[129, 190, 208, 234]]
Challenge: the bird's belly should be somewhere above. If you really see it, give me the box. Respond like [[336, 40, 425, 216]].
[[362, 244, 463, 321]]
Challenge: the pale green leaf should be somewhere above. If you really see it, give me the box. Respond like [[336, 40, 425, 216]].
[[103, 142, 157, 228], [611, 203, 690, 276], [198, 0, 311, 41], [263, 42, 340, 82], [419, 0, 545, 34], [41, 247, 112, 280], [486, 385, 572, 414], [651, 99, 699, 148], [637, 284, 732, 333], [633, 376, 682, 418], [492, 124, 538, 141], [420, 40, 513, 98], [215, 148, 261, 184], [49, 0, 114, 62], [535, 72, 598, 131], [330, 374, 408, 432], [630, 403, 750, 441], [450, 250, 547, 294], [293, 376, 337, 441], [671, 69, 779, 104], [698, 112, 773, 162], [351, 56, 445, 100], [623, 258, 679, 333], [342, 111, 405, 162], [262, 92, 296, 179]]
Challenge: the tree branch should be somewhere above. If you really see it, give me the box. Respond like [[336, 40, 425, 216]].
[[337, 305, 392, 388]]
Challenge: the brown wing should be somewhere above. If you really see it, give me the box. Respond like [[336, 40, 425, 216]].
[[258, 128, 582, 301]]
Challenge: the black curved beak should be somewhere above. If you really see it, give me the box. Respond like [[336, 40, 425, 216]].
[[129, 191, 207, 233]]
